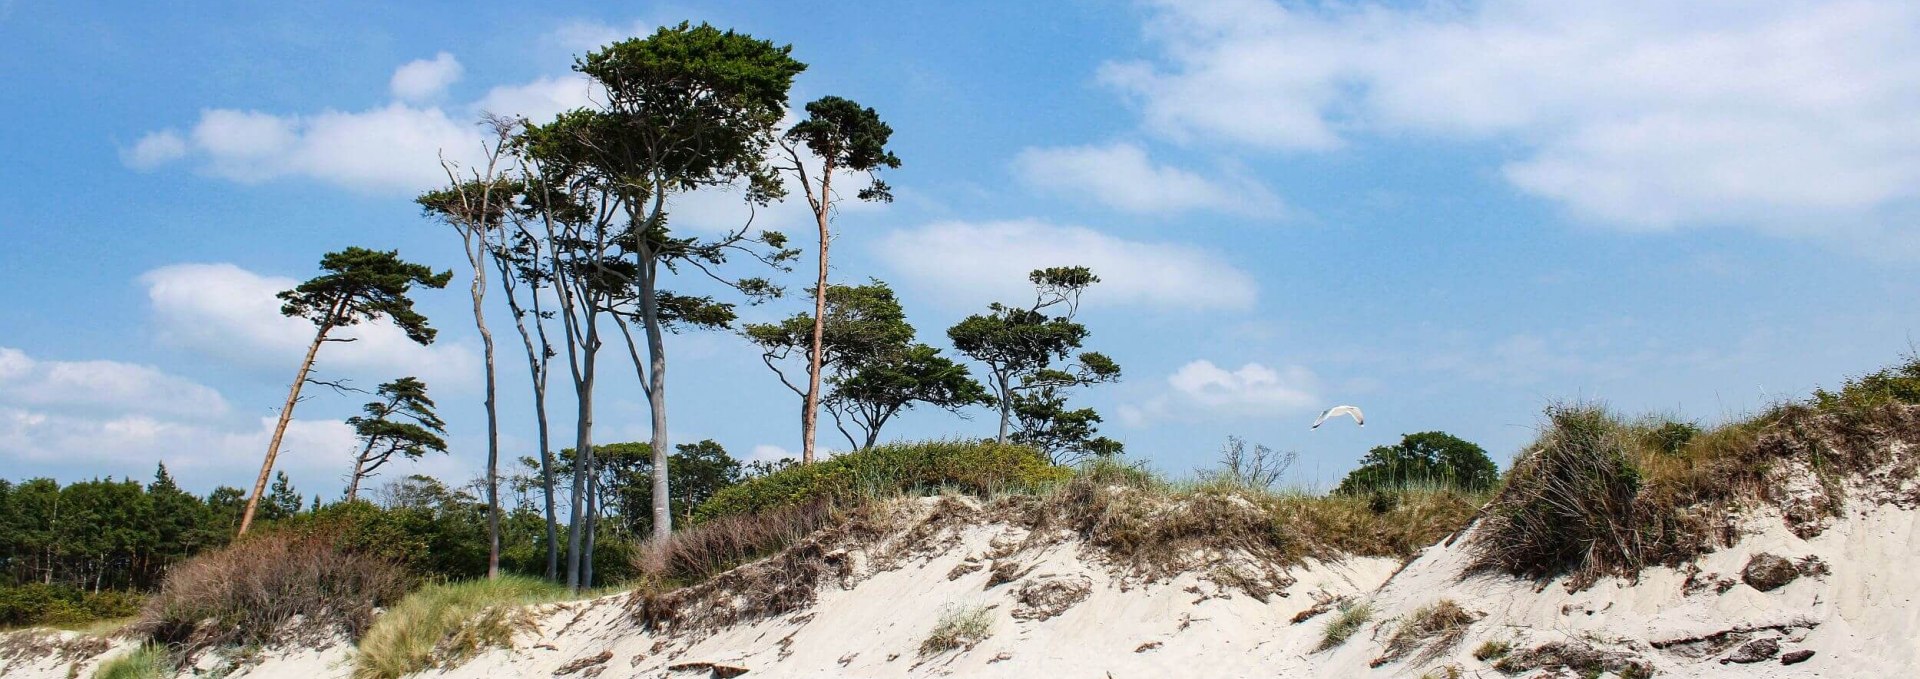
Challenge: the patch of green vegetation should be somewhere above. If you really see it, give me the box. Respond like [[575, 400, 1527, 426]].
[[92, 643, 170, 679], [693, 440, 1070, 522], [1317, 600, 1372, 651], [353, 575, 584, 679]]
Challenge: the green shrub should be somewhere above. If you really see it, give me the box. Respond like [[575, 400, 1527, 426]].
[[1813, 353, 1920, 411], [693, 440, 1068, 522], [353, 575, 577, 679], [0, 584, 144, 628]]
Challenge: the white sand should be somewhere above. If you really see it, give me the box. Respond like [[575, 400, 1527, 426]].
[[9, 484, 1917, 678]]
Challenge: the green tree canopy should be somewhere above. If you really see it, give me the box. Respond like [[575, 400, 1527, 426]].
[[1334, 431, 1498, 495], [948, 267, 1122, 463]]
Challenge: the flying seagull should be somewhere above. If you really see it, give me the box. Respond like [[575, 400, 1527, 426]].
[[1311, 405, 1365, 429]]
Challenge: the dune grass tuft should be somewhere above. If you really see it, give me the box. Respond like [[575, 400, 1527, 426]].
[[918, 605, 993, 656], [353, 575, 579, 679], [1317, 600, 1372, 651], [1376, 599, 1478, 666], [134, 531, 407, 654], [92, 643, 170, 679]]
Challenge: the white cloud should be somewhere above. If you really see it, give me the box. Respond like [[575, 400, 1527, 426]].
[[473, 74, 601, 124], [121, 130, 188, 170], [1105, 0, 1920, 234], [140, 263, 478, 387], [1012, 142, 1282, 217], [0, 347, 228, 419], [1120, 359, 1318, 426], [874, 219, 1257, 310], [390, 52, 463, 103], [747, 444, 796, 463], [128, 54, 602, 194]]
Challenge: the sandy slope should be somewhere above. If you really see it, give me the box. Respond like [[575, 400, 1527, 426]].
[[7, 490, 1917, 678]]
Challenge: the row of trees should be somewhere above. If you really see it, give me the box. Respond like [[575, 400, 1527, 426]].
[[234, 23, 1128, 592]]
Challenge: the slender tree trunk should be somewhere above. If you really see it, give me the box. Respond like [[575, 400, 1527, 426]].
[[582, 473, 597, 588], [565, 315, 597, 592], [240, 307, 337, 536], [344, 437, 378, 503], [802, 163, 834, 464], [468, 242, 501, 580], [496, 254, 559, 581], [995, 372, 1013, 445], [639, 257, 673, 543]]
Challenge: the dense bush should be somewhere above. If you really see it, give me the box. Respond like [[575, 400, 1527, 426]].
[[1471, 405, 1644, 581], [0, 583, 144, 627], [692, 440, 1069, 522], [135, 530, 409, 651]]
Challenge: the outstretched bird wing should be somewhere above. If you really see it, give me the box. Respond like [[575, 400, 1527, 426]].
[[1311, 405, 1365, 429]]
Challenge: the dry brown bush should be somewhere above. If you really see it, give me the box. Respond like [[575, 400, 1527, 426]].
[[132, 530, 408, 654]]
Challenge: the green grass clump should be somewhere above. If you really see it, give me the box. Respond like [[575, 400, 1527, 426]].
[[693, 440, 1070, 522], [92, 643, 170, 679], [1473, 639, 1511, 661], [353, 575, 579, 679], [918, 605, 993, 656], [1317, 600, 1372, 651]]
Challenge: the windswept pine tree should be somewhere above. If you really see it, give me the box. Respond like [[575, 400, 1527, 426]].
[[344, 377, 450, 502], [238, 247, 450, 536]]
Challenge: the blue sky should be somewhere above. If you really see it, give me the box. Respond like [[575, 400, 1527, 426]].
[[4, 0, 1919, 495]]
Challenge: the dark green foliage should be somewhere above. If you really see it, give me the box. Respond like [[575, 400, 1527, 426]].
[[1335, 431, 1499, 495], [0, 584, 144, 627], [1644, 419, 1701, 456], [826, 343, 993, 449], [346, 377, 449, 499], [546, 440, 744, 537], [277, 247, 453, 344], [692, 440, 1070, 522], [262, 472, 304, 522], [746, 281, 989, 449], [743, 281, 916, 386], [948, 267, 1123, 463], [574, 22, 806, 205], [785, 95, 902, 201]]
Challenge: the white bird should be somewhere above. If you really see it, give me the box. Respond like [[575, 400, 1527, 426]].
[[1311, 405, 1365, 429]]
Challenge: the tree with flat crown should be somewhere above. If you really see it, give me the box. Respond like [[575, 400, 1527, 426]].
[[344, 377, 449, 503], [237, 247, 450, 536]]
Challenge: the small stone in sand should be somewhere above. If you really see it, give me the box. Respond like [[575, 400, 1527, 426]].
[[1781, 649, 1815, 665], [1721, 638, 1780, 664], [1742, 553, 1799, 592]]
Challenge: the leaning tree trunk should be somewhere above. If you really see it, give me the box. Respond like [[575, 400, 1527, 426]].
[[239, 305, 337, 536]]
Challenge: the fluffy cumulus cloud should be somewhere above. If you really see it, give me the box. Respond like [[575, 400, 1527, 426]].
[[127, 56, 601, 194], [873, 219, 1257, 310], [0, 346, 418, 490], [1119, 359, 1318, 426], [389, 52, 463, 102], [140, 263, 478, 386], [1011, 142, 1282, 217], [0, 347, 228, 419], [1104, 0, 1920, 234]]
